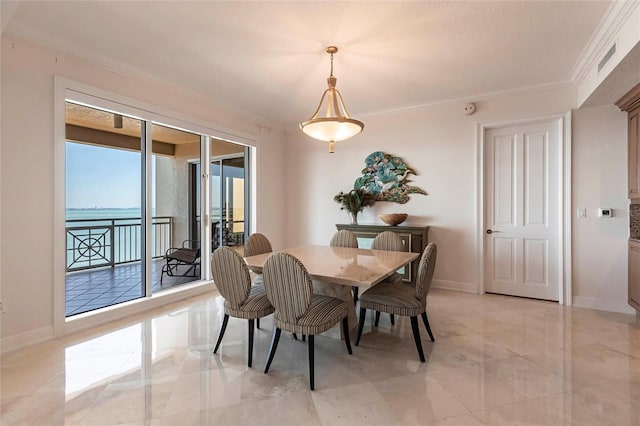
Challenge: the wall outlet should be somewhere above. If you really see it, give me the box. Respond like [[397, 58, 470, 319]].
[[577, 208, 587, 218]]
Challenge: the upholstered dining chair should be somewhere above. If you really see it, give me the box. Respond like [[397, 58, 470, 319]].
[[211, 246, 275, 367], [355, 242, 437, 362], [262, 252, 352, 390], [330, 229, 359, 248], [371, 231, 405, 325], [245, 233, 273, 329], [245, 233, 273, 284], [330, 229, 360, 304]]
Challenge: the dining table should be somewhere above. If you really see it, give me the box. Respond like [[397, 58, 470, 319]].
[[244, 245, 419, 338]]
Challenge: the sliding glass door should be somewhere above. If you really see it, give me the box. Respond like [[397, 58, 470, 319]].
[[65, 103, 145, 316], [150, 123, 202, 291], [212, 155, 247, 253], [64, 99, 250, 317], [190, 142, 249, 257]]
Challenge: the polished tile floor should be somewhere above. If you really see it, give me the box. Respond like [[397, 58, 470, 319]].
[[3, 289, 640, 425]]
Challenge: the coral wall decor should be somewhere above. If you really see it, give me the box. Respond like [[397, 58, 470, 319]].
[[354, 151, 426, 204]]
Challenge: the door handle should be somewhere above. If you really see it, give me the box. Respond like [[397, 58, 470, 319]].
[[486, 229, 498, 234]]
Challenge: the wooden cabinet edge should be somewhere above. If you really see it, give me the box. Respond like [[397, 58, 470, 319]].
[[629, 240, 640, 312]]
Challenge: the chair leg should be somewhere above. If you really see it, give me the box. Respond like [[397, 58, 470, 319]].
[[293, 333, 298, 340], [342, 317, 353, 354], [308, 335, 315, 391], [256, 318, 260, 329], [390, 314, 395, 325], [356, 308, 366, 346], [352, 286, 359, 305], [302, 335, 306, 342], [264, 328, 281, 373], [375, 311, 381, 327], [421, 312, 435, 342], [247, 319, 254, 368], [410, 316, 426, 362], [213, 314, 229, 354]]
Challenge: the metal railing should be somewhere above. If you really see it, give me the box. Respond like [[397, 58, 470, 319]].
[[66, 216, 172, 272]]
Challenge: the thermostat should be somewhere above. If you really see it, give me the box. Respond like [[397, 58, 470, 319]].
[[598, 208, 613, 218]]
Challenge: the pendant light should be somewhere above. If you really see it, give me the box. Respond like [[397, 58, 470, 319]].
[[299, 46, 364, 153]]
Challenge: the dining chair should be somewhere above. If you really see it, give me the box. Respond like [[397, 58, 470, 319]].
[[262, 252, 352, 390], [211, 246, 275, 367], [330, 229, 360, 304], [245, 233, 273, 328], [245, 233, 273, 284], [355, 242, 437, 362], [371, 230, 405, 325], [330, 229, 359, 248]]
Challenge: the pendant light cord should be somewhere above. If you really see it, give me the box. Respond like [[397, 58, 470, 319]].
[[330, 51, 334, 78]]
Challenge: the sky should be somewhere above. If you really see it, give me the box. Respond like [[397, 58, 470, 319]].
[[66, 141, 245, 211], [66, 142, 142, 209]]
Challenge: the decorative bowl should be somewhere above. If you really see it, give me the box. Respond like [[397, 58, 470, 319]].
[[379, 213, 408, 226]]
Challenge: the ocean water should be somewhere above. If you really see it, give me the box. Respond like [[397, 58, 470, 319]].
[[66, 208, 143, 221]]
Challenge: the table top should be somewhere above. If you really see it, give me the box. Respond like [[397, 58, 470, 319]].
[[244, 245, 419, 289]]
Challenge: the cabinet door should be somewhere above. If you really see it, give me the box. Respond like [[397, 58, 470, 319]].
[[630, 108, 640, 199], [629, 241, 640, 311]]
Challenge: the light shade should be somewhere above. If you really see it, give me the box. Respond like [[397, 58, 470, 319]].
[[299, 47, 364, 153]]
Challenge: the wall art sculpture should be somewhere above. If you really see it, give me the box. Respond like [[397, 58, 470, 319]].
[[354, 151, 427, 204]]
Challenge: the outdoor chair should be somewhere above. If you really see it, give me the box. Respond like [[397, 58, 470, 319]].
[[160, 239, 201, 286]]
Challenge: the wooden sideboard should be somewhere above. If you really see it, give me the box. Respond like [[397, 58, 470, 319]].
[[335, 223, 429, 284]]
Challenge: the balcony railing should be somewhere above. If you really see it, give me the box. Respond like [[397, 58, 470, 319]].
[[66, 216, 172, 272]]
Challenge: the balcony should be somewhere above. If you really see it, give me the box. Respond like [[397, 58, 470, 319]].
[[65, 216, 194, 316]]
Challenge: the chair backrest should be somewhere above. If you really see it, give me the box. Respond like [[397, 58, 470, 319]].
[[210, 246, 252, 309], [371, 231, 404, 252], [262, 252, 312, 323], [415, 243, 437, 301], [245, 233, 272, 274], [330, 230, 358, 248], [245, 233, 272, 257]]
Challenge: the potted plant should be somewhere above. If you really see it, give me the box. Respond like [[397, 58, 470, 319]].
[[333, 188, 376, 224]]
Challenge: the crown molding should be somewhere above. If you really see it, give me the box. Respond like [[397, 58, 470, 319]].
[[357, 80, 574, 119], [570, 0, 640, 86]]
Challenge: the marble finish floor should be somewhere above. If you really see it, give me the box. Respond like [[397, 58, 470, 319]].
[[2, 289, 640, 425]]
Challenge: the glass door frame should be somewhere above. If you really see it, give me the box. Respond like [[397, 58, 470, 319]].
[[211, 152, 250, 251], [54, 77, 256, 336]]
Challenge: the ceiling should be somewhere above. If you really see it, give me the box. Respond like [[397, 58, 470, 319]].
[[2, 1, 612, 131], [65, 103, 200, 144]]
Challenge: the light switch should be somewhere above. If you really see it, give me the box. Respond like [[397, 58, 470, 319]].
[[598, 208, 613, 218], [577, 208, 586, 218]]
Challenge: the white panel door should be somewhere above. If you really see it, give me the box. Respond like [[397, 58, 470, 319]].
[[484, 120, 561, 301]]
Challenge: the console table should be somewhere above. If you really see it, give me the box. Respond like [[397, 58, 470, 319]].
[[335, 224, 429, 284]]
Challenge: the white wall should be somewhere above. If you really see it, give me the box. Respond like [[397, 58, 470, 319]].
[[1, 34, 634, 349], [0, 36, 286, 343], [571, 104, 632, 313], [284, 85, 631, 313]]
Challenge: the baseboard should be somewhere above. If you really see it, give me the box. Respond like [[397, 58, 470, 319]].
[[431, 279, 477, 293], [1, 326, 55, 354], [572, 296, 636, 315]]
